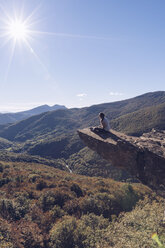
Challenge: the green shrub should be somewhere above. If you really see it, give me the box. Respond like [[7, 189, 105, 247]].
[[0, 234, 14, 248], [0, 164, 4, 173], [119, 184, 139, 211], [28, 174, 40, 183], [0, 219, 14, 248], [74, 214, 110, 248], [0, 195, 30, 220], [36, 180, 47, 190], [14, 195, 30, 219], [15, 175, 24, 186], [152, 233, 165, 248], [63, 199, 80, 215], [80, 192, 121, 218], [0, 177, 10, 187], [40, 190, 71, 211], [0, 199, 15, 220], [50, 205, 65, 221], [104, 196, 165, 248], [70, 183, 83, 197], [49, 216, 76, 248], [49, 214, 110, 248], [78, 213, 109, 230]]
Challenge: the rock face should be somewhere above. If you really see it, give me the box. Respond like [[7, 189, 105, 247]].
[[77, 128, 165, 190]]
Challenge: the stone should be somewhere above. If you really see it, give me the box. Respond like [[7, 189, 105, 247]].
[[77, 128, 165, 190]]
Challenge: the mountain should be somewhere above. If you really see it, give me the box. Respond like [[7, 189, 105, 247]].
[[0, 91, 165, 179], [0, 91, 165, 142], [0, 104, 67, 125], [20, 104, 67, 116]]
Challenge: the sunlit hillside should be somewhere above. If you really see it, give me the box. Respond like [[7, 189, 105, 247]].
[[0, 159, 164, 248]]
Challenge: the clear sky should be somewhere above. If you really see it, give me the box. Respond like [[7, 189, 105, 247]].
[[0, 0, 165, 112]]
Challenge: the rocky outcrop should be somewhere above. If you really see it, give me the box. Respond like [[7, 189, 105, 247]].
[[77, 128, 165, 190]]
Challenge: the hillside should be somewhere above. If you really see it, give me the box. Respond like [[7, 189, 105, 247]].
[[0, 91, 165, 179], [0, 91, 165, 142], [111, 101, 165, 136], [0, 104, 66, 125], [0, 159, 164, 248]]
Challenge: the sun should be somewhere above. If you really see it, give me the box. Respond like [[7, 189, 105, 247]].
[[7, 20, 28, 41]]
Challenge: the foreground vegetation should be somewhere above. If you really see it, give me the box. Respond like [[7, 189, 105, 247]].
[[0, 160, 164, 248]]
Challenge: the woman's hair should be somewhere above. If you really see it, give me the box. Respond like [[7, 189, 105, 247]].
[[99, 112, 105, 119]]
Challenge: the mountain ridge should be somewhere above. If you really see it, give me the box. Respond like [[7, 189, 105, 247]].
[[0, 91, 165, 142], [0, 104, 67, 125]]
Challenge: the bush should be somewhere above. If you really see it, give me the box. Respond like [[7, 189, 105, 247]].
[[103, 196, 165, 248], [80, 192, 121, 218], [119, 184, 139, 211], [70, 183, 83, 197], [50, 205, 65, 221], [0, 195, 30, 220], [28, 174, 40, 183], [0, 164, 4, 173], [74, 214, 110, 248], [0, 199, 15, 220], [49, 216, 76, 248], [12, 220, 44, 248], [49, 214, 110, 248], [0, 235, 14, 248], [15, 175, 24, 183], [0, 218, 14, 248], [0, 177, 10, 187], [63, 199, 80, 215], [14, 195, 30, 219], [78, 213, 109, 230], [36, 180, 47, 190], [39, 190, 71, 211]]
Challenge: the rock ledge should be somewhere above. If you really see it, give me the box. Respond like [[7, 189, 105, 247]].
[[78, 128, 165, 189]]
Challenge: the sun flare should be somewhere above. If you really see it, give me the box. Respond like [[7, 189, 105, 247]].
[[0, 4, 62, 82], [7, 20, 28, 41]]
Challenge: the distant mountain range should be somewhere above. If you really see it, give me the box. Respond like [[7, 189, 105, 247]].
[[0, 91, 165, 141], [0, 104, 67, 125]]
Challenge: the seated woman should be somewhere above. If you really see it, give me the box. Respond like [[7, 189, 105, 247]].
[[91, 112, 110, 132], [99, 112, 110, 131]]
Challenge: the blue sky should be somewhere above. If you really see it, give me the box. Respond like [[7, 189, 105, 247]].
[[0, 0, 165, 112]]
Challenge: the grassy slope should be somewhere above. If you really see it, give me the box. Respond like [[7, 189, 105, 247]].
[[0, 159, 163, 248], [111, 102, 165, 135]]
